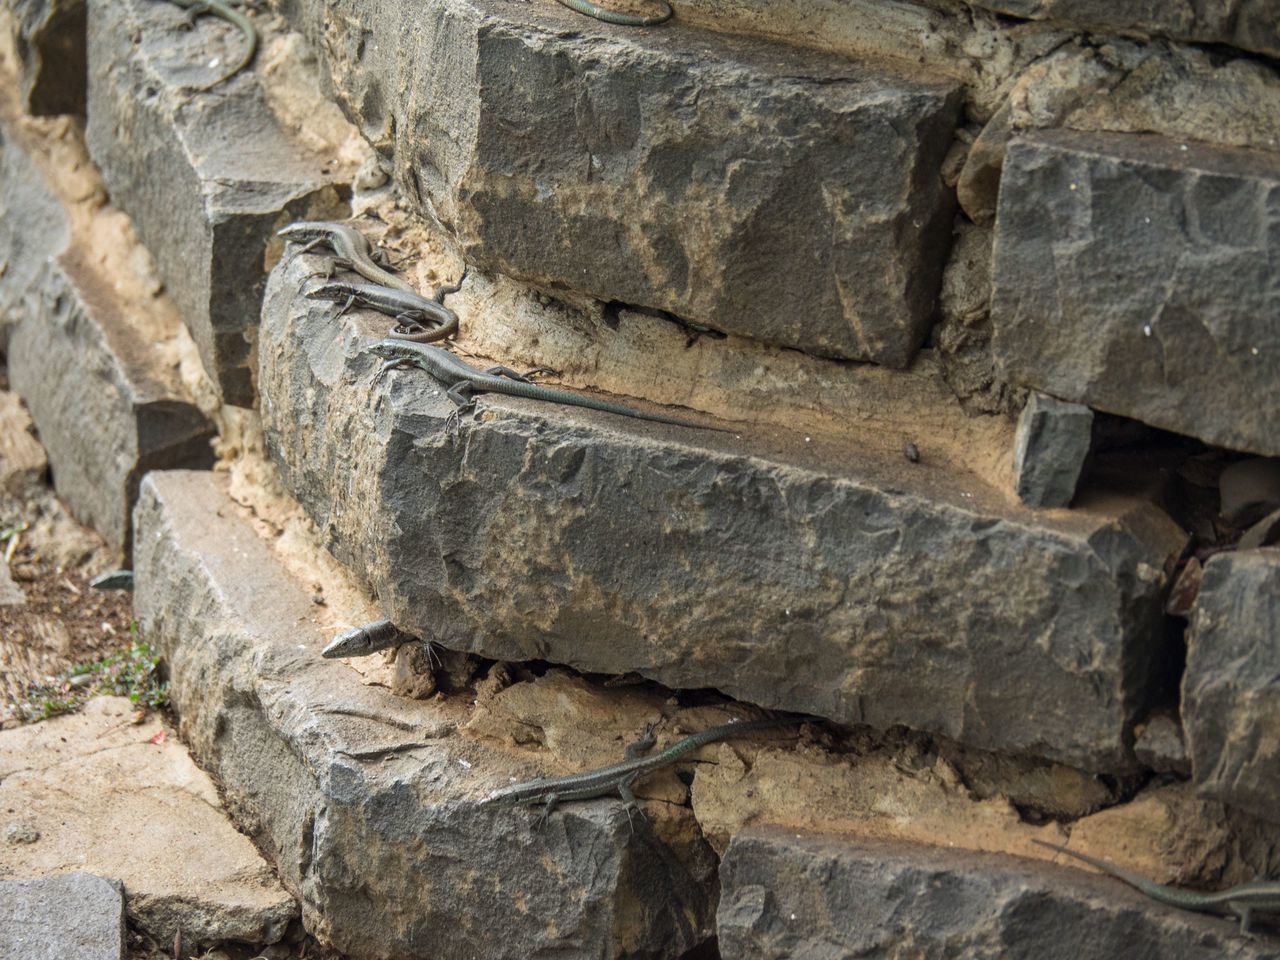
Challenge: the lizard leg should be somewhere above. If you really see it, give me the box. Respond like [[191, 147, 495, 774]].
[[481, 365, 555, 383], [624, 727, 658, 761], [617, 777, 648, 832], [1232, 902, 1253, 935], [372, 358, 411, 387], [533, 793, 560, 829]]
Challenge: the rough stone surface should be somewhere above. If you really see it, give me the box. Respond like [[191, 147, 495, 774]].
[[133, 469, 718, 960], [7, 244, 215, 556], [261, 256, 1188, 772], [0, 697, 297, 947], [965, 0, 1280, 59], [717, 829, 1278, 960], [304, 0, 962, 366], [1133, 707, 1190, 777], [0, 102, 70, 352], [958, 39, 1280, 228], [84, 0, 361, 405], [1183, 549, 1280, 824], [1013, 392, 1093, 508], [0, 873, 124, 960], [12, 0, 86, 115], [992, 129, 1280, 457]]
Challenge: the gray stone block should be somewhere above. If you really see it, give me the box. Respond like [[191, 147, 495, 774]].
[[717, 830, 1275, 960], [992, 130, 1280, 457], [8, 245, 215, 556], [12, 0, 86, 116], [1013, 392, 1093, 508], [300, 0, 961, 367], [84, 0, 356, 406], [0, 109, 70, 352], [260, 254, 1188, 772], [965, 1, 1280, 59], [1183, 549, 1280, 824], [133, 469, 716, 960], [0, 873, 124, 960]]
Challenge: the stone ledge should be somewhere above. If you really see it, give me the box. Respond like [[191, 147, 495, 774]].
[[297, 0, 961, 367], [8, 244, 215, 556], [260, 254, 1188, 772], [966, 0, 1280, 60], [0, 874, 123, 960], [132, 469, 721, 960], [992, 129, 1280, 457], [84, 0, 363, 406], [717, 829, 1275, 960]]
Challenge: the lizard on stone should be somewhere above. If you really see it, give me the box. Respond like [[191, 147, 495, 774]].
[[163, 0, 257, 90], [480, 715, 809, 824], [1032, 838, 1280, 934], [277, 221, 412, 294], [553, 0, 672, 26], [305, 279, 461, 343], [365, 339, 732, 432]]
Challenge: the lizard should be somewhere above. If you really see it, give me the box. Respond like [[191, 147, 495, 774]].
[[480, 715, 809, 824], [1031, 838, 1280, 934], [322, 619, 416, 659], [163, 0, 257, 90], [306, 279, 461, 343], [277, 221, 413, 294], [554, 0, 672, 26], [89, 570, 134, 591], [365, 339, 732, 432]]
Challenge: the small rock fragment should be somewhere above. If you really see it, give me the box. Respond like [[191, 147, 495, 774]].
[[1012, 392, 1093, 508]]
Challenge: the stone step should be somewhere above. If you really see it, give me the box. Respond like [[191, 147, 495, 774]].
[[0, 62, 214, 557], [288, 0, 962, 367], [261, 251, 1188, 773], [718, 829, 1277, 960], [132, 468, 783, 960], [83, 0, 365, 405]]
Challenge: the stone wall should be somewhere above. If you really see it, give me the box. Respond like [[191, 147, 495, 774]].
[[2, 0, 1278, 956]]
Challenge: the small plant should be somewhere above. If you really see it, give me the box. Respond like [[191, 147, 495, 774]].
[[11, 622, 168, 722]]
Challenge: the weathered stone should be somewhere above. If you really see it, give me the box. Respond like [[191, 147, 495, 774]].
[[717, 829, 1273, 960], [302, 0, 961, 367], [965, 0, 1280, 59], [1183, 550, 1280, 824], [1219, 458, 1280, 526], [261, 255, 1188, 772], [0, 104, 70, 352], [0, 697, 298, 947], [12, 0, 86, 115], [1239, 508, 1280, 551], [7, 244, 214, 556], [84, 0, 362, 405], [1133, 707, 1190, 777], [0, 392, 48, 498], [133, 469, 717, 960], [992, 129, 1280, 457], [1013, 392, 1093, 508], [0, 873, 124, 960], [962, 39, 1280, 228]]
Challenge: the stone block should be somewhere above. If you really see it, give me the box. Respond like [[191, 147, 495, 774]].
[[1183, 549, 1280, 823], [965, 1, 1280, 59], [0, 873, 124, 960], [12, 0, 86, 116], [302, 0, 961, 366], [8, 244, 215, 556], [1013, 391, 1093, 508], [260, 255, 1188, 772], [132, 469, 716, 960], [84, 0, 359, 406], [0, 104, 70, 351], [717, 830, 1273, 959], [992, 130, 1280, 457]]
